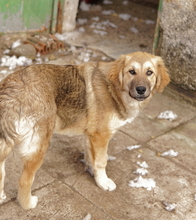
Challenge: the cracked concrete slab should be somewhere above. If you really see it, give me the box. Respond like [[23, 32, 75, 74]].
[[0, 181, 112, 220]]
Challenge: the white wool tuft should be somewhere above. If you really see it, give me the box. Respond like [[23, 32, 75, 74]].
[[129, 176, 156, 191]]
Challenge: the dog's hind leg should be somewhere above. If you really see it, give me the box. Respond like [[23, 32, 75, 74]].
[[0, 140, 13, 204], [87, 132, 116, 191], [17, 122, 54, 209]]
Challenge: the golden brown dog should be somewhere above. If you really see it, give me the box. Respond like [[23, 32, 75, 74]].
[[0, 52, 170, 209]]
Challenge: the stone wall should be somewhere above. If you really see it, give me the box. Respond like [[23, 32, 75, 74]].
[[157, 0, 196, 90]]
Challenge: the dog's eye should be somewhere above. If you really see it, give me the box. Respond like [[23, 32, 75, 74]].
[[146, 70, 153, 76], [129, 70, 136, 75]]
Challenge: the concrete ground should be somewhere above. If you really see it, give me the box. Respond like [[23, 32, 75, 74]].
[[1, 1, 196, 220]]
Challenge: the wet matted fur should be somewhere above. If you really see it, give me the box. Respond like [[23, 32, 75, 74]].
[[0, 52, 170, 209]]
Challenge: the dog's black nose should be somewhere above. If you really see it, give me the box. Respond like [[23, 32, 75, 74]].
[[136, 86, 146, 95]]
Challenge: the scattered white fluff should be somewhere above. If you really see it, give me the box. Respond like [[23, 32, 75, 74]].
[[145, 19, 155, 25], [44, 57, 49, 62], [90, 22, 106, 30], [102, 20, 117, 28], [92, 17, 100, 21], [137, 161, 148, 168], [82, 213, 91, 220], [119, 14, 131, 20], [194, 194, 196, 201], [161, 149, 179, 157], [80, 1, 90, 11], [119, 35, 125, 39], [130, 27, 139, 34], [93, 29, 107, 36], [12, 39, 21, 48], [55, 33, 67, 42], [138, 154, 141, 158], [79, 27, 85, 32], [102, 56, 107, 60], [163, 202, 177, 211], [83, 56, 90, 63], [132, 17, 138, 22], [35, 57, 42, 64], [122, 0, 128, 5], [133, 168, 148, 175], [102, 10, 115, 15], [1, 55, 32, 70], [3, 49, 10, 54], [127, 145, 141, 150], [78, 51, 91, 63], [58, 49, 63, 53], [77, 18, 88, 25], [157, 110, 177, 121], [129, 176, 156, 191], [70, 45, 77, 53], [177, 178, 188, 187], [108, 156, 116, 161], [91, 20, 116, 34], [0, 70, 8, 74], [103, 0, 113, 4]]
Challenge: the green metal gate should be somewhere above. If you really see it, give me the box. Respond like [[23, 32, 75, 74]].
[[0, 0, 64, 33]]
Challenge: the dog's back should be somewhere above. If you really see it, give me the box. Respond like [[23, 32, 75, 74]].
[[0, 64, 87, 139]]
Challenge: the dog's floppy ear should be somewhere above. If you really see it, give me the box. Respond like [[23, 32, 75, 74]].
[[154, 56, 170, 93], [108, 55, 125, 87]]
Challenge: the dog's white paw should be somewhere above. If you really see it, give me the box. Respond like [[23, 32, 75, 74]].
[[21, 195, 38, 209], [31, 195, 38, 208], [28, 195, 38, 209], [0, 191, 6, 204], [96, 177, 116, 191]]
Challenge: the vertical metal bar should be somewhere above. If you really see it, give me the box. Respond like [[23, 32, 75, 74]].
[[50, 0, 64, 34], [56, 1, 63, 33], [50, 0, 58, 33], [49, 0, 55, 33], [152, 0, 163, 55]]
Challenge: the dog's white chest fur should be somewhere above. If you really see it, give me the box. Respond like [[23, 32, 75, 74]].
[[109, 111, 138, 132], [109, 96, 140, 132], [109, 115, 131, 132]]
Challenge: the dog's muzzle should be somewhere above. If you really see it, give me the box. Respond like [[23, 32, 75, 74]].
[[129, 86, 149, 101], [136, 86, 146, 95]]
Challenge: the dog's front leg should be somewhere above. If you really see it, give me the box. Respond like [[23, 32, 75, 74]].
[[87, 132, 116, 191]]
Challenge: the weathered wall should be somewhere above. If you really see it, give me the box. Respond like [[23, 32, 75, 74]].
[[158, 0, 196, 90]]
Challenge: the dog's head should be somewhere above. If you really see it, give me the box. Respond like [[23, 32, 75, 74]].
[[109, 52, 170, 101]]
